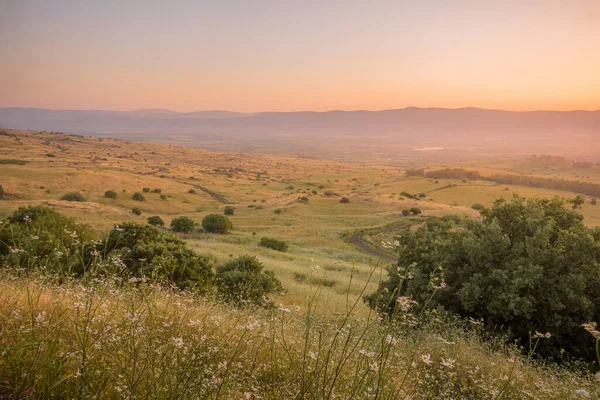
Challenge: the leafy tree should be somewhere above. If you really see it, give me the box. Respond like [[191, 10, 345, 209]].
[[101, 223, 213, 291], [202, 214, 232, 234], [258, 237, 288, 252], [61, 192, 86, 202], [132, 192, 145, 201], [215, 254, 282, 306], [104, 190, 117, 199], [147, 216, 165, 226], [223, 206, 235, 216], [366, 195, 600, 360], [171, 216, 195, 233]]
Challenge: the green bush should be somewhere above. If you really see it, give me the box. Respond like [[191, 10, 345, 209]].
[[592, 198, 597, 205], [188, 189, 196, 194], [131, 207, 142, 215], [170, 216, 195, 233], [142, 187, 150, 193], [152, 188, 162, 193], [258, 237, 288, 252], [366, 195, 600, 360], [61, 192, 86, 202], [202, 214, 232, 234], [147, 216, 165, 226], [104, 190, 117, 199], [409, 207, 421, 215], [102, 223, 213, 291], [274, 208, 282, 214], [132, 192, 145, 201], [401, 209, 410, 216], [339, 197, 350, 203], [223, 206, 235, 216], [215, 254, 281, 306], [471, 203, 485, 211], [160, 194, 167, 200], [0, 206, 94, 271]]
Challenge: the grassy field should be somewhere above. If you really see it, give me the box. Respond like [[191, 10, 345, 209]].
[[2, 128, 600, 398], [2, 129, 600, 313]]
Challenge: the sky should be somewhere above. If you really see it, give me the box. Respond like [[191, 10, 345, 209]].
[[1, 0, 599, 112]]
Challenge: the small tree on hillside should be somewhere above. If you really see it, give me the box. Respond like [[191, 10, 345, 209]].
[[171, 216, 195, 233], [224, 206, 235, 216], [202, 214, 232, 234], [104, 190, 117, 199], [132, 192, 145, 201], [147, 216, 165, 226]]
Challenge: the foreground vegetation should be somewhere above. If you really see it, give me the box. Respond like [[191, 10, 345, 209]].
[[1, 272, 597, 399]]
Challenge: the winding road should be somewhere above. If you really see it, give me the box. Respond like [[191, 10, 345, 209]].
[[349, 222, 408, 263]]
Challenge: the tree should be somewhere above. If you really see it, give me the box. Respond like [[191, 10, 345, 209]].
[[101, 223, 213, 291], [215, 254, 282, 306], [104, 190, 117, 199], [132, 192, 145, 201], [171, 216, 195, 233], [147, 216, 165, 226], [365, 195, 600, 360], [202, 214, 232, 234], [131, 207, 142, 215], [224, 206, 235, 216]]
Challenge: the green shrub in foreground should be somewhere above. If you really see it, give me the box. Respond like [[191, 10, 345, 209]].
[[202, 214, 232, 234], [171, 216, 195, 233], [366, 195, 600, 360], [61, 191, 86, 202], [215, 254, 281, 306], [258, 237, 288, 252], [102, 222, 214, 291]]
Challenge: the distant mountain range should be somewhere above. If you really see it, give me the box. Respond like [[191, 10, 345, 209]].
[[1, 107, 599, 162]]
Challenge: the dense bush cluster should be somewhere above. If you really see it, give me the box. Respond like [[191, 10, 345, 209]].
[[366, 195, 600, 360], [258, 237, 288, 252], [147, 215, 165, 226]]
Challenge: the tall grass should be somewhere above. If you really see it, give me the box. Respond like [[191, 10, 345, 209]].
[[0, 269, 596, 399]]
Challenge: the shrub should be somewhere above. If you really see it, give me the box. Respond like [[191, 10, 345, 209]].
[[202, 214, 232, 234], [297, 196, 309, 203], [592, 198, 597, 205], [274, 208, 282, 214], [152, 188, 162, 193], [0, 184, 4, 199], [366, 195, 600, 360], [104, 190, 117, 199], [339, 197, 350, 203], [409, 207, 421, 215], [160, 194, 167, 200], [286, 185, 294, 190], [215, 254, 281, 306], [401, 209, 410, 216], [224, 206, 235, 216], [471, 203, 485, 211], [170, 216, 195, 233], [102, 223, 213, 291], [61, 192, 86, 202], [132, 192, 145, 201], [324, 190, 335, 196], [188, 189, 196, 194], [131, 207, 142, 215], [258, 237, 288, 252], [147, 216, 164, 226], [418, 193, 427, 198], [0, 206, 94, 271], [142, 187, 150, 193]]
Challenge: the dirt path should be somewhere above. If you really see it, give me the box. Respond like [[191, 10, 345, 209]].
[[349, 222, 408, 263], [184, 183, 231, 204]]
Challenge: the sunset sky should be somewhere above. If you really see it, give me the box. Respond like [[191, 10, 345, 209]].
[[1, 0, 599, 112]]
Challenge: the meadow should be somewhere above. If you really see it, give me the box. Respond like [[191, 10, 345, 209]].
[[1, 128, 600, 398]]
